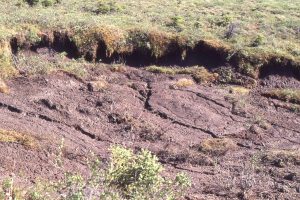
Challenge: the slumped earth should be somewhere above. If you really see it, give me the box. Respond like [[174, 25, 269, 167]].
[[0, 48, 299, 199]]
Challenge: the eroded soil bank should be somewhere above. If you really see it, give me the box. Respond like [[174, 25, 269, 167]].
[[0, 47, 300, 199]]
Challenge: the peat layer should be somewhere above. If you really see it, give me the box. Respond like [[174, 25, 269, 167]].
[[2, 28, 300, 80]]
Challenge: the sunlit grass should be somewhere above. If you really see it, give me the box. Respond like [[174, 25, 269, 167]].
[[0, 0, 299, 60]]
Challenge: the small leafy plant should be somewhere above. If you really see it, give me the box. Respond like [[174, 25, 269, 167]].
[[0, 146, 191, 199], [106, 146, 191, 199]]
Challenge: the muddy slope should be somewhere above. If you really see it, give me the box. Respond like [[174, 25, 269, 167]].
[[1, 55, 300, 199]]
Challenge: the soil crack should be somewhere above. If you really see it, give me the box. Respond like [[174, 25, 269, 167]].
[[0, 102, 23, 113], [176, 89, 228, 108], [144, 80, 153, 111], [141, 82, 219, 138], [74, 125, 114, 143], [154, 110, 219, 138], [74, 125, 96, 139], [271, 122, 300, 134]]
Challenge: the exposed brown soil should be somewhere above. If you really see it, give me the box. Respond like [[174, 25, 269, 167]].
[[1, 48, 300, 199]]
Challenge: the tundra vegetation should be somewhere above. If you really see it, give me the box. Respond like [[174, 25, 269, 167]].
[[0, 1, 300, 199], [0, 0, 299, 79], [0, 145, 191, 199]]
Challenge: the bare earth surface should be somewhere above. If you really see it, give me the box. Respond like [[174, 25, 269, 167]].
[[0, 52, 300, 199]]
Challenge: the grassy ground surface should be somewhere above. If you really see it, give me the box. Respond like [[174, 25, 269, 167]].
[[0, 0, 299, 60]]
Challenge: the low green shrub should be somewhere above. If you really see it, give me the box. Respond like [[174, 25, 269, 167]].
[[0, 146, 191, 199], [106, 146, 191, 199]]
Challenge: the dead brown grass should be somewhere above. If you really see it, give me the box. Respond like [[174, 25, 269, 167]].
[[0, 129, 38, 149], [88, 79, 109, 92], [111, 65, 127, 73], [192, 67, 219, 83], [73, 26, 129, 59], [198, 138, 236, 156], [262, 149, 300, 167], [148, 30, 186, 58], [0, 41, 18, 79], [0, 78, 9, 94], [146, 66, 218, 84], [229, 86, 250, 95], [174, 78, 194, 88]]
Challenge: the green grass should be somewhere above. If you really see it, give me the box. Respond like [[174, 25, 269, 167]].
[[0, 0, 299, 79], [0, 0, 299, 60]]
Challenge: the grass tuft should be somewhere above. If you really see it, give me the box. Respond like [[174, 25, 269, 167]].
[[0, 129, 38, 149], [146, 65, 178, 75], [229, 86, 250, 95], [262, 149, 300, 167], [146, 65, 218, 83], [174, 78, 194, 88], [191, 67, 219, 83], [198, 138, 236, 156], [88, 79, 109, 92], [263, 89, 300, 104], [0, 41, 18, 79], [0, 79, 9, 94]]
